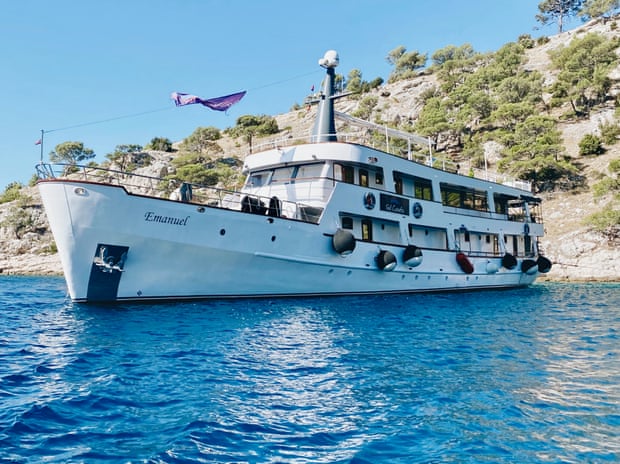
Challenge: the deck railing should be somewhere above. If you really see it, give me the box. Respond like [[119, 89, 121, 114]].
[[252, 132, 532, 192], [35, 163, 323, 224]]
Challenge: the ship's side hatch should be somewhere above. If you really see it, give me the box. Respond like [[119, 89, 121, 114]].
[[87, 243, 129, 302]]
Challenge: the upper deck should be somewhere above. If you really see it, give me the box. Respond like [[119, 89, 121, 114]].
[[246, 132, 532, 193]]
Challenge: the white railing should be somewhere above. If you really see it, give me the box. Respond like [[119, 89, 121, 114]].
[[35, 163, 324, 224], [252, 132, 532, 192]]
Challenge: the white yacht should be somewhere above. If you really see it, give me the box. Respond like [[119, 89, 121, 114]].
[[37, 50, 551, 302]]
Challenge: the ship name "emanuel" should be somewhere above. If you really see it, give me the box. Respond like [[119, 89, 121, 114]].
[[144, 212, 190, 226]]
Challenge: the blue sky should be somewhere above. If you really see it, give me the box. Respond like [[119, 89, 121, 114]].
[[1, 0, 578, 190]]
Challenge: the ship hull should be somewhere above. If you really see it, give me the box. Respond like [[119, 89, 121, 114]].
[[39, 180, 537, 303]]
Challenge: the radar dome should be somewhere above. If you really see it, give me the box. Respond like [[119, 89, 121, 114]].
[[318, 50, 339, 68]]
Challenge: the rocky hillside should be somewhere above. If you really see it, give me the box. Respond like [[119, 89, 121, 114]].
[[1, 19, 619, 281], [0, 186, 60, 275]]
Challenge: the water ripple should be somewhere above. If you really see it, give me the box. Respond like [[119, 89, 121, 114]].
[[0, 278, 618, 462]]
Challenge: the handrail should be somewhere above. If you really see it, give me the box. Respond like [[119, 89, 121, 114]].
[[250, 132, 532, 192], [36, 163, 324, 224]]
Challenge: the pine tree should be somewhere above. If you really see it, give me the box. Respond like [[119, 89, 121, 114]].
[[580, 0, 620, 20], [537, 0, 584, 32]]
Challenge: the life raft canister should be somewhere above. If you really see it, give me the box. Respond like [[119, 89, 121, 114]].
[[376, 250, 397, 271], [456, 252, 474, 274], [332, 229, 356, 256], [537, 256, 552, 273], [521, 259, 538, 275], [502, 253, 518, 270], [403, 245, 423, 267]]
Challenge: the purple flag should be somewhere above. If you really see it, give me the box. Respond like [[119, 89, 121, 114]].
[[171, 91, 246, 111]]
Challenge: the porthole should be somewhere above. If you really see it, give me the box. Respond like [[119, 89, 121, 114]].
[[74, 187, 88, 196], [220, 229, 226, 236], [271, 235, 276, 242]]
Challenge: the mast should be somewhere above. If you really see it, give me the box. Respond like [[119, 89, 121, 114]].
[[311, 50, 339, 143]]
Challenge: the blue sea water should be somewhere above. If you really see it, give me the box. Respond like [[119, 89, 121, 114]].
[[0, 277, 618, 463]]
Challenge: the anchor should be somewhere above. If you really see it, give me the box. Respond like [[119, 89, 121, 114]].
[[93, 245, 127, 273]]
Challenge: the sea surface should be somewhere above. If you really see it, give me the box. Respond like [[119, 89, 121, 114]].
[[0, 277, 618, 463]]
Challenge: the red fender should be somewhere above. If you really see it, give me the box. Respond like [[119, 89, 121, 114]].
[[456, 252, 474, 274]]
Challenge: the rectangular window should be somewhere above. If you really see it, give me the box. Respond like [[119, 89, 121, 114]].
[[413, 176, 433, 200], [441, 183, 488, 212], [334, 164, 355, 184], [359, 169, 369, 187], [271, 167, 295, 184], [394, 175, 403, 194], [296, 163, 324, 180], [442, 189, 461, 207], [375, 171, 384, 185], [342, 165, 355, 184], [246, 170, 271, 187], [474, 191, 488, 211], [341, 216, 353, 230], [494, 193, 517, 215], [361, 219, 373, 241]]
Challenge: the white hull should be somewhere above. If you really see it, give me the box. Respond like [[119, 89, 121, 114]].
[[39, 180, 537, 302]]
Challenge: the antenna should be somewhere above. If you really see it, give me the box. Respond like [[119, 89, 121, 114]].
[[311, 50, 339, 143]]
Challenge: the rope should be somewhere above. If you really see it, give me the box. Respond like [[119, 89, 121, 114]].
[[246, 70, 321, 92], [44, 106, 172, 134], [43, 69, 321, 135]]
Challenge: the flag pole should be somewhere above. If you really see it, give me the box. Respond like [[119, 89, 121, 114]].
[[39, 129, 44, 163]]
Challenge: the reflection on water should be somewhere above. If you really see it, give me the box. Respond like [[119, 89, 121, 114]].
[[520, 284, 620, 461], [217, 306, 366, 460]]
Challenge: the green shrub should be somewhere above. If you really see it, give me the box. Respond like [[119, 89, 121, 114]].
[[583, 203, 620, 240], [1, 204, 34, 238], [352, 96, 378, 120], [592, 176, 620, 197], [0, 182, 23, 204], [579, 134, 604, 155], [146, 137, 173, 152], [592, 159, 620, 197], [28, 174, 39, 187], [518, 34, 535, 49], [599, 121, 620, 145]]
